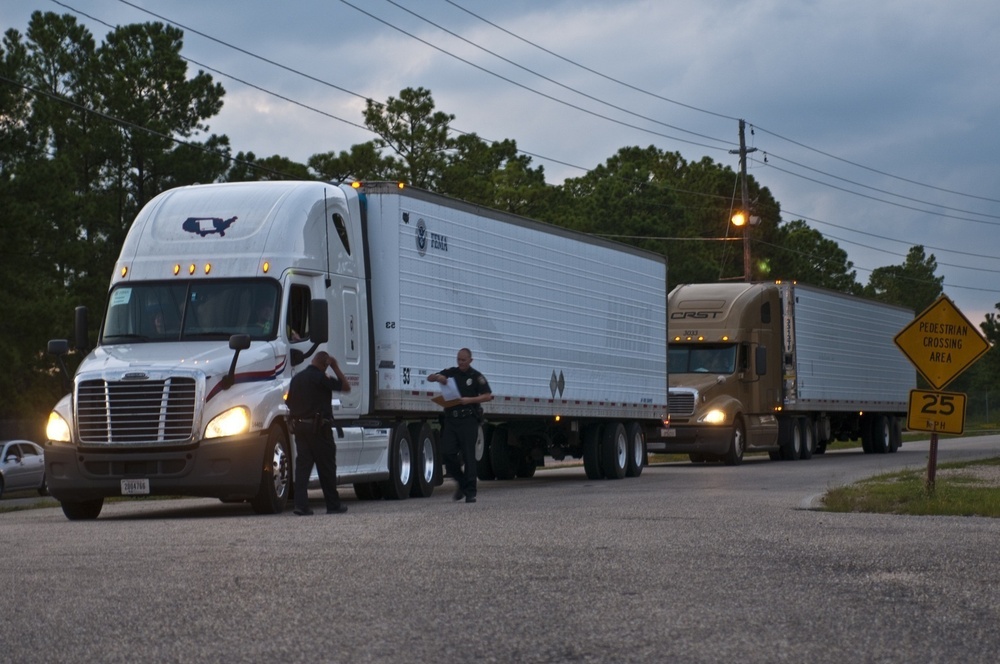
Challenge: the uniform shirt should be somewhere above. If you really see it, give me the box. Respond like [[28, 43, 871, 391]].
[[286, 364, 344, 420], [438, 366, 491, 412]]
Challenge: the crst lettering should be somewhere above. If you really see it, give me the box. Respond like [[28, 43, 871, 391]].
[[670, 311, 722, 320]]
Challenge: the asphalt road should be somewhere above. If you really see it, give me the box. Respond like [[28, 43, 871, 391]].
[[2, 436, 999, 663]]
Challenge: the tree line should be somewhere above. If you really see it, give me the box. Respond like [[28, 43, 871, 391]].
[[2, 10, 996, 427]]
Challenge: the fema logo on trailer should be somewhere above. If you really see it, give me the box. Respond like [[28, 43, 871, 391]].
[[416, 219, 428, 256]]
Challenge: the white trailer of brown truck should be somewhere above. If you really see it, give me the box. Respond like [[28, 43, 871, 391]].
[[656, 281, 915, 464]]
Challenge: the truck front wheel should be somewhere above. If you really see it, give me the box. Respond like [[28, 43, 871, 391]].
[[601, 422, 627, 479], [380, 422, 414, 500], [250, 426, 291, 514], [582, 424, 603, 479], [723, 418, 746, 466], [61, 498, 104, 521], [408, 422, 436, 498]]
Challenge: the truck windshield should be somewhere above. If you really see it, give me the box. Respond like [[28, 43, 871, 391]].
[[668, 344, 737, 374], [100, 279, 281, 343]]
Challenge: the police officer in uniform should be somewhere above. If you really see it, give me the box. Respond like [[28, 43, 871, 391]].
[[286, 351, 351, 515], [428, 348, 493, 503]]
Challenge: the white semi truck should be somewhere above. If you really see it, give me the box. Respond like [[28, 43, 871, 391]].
[[655, 282, 914, 464], [46, 181, 669, 519]]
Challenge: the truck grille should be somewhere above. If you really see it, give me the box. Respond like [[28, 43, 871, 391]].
[[77, 377, 197, 445], [668, 391, 696, 416]]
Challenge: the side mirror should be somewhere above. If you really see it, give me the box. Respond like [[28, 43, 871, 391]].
[[74, 306, 89, 353], [310, 299, 329, 344], [220, 334, 252, 390]]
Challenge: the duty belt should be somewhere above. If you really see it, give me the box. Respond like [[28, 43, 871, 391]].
[[447, 407, 477, 418]]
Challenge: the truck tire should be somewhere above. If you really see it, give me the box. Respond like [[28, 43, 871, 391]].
[[723, 417, 746, 466], [625, 422, 646, 476], [799, 417, 814, 460], [582, 424, 603, 479], [871, 415, 890, 454], [61, 498, 104, 521], [477, 424, 496, 481], [250, 426, 292, 514], [408, 422, 436, 498], [515, 451, 537, 478], [380, 422, 414, 500], [889, 416, 902, 453], [778, 418, 801, 460], [601, 422, 627, 479], [490, 426, 516, 480], [860, 414, 875, 454]]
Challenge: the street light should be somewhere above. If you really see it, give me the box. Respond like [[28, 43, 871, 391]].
[[731, 211, 751, 282]]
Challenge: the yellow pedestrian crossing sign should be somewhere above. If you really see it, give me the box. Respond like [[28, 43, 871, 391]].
[[894, 295, 990, 390]]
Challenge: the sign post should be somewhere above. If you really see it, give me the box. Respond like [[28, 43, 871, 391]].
[[894, 295, 991, 493]]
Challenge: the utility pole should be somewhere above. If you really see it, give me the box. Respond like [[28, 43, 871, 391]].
[[729, 119, 757, 282]]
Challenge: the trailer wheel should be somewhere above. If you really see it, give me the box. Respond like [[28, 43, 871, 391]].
[[250, 426, 292, 514], [515, 451, 537, 478], [625, 422, 646, 476], [601, 422, 627, 479], [380, 422, 414, 500], [409, 422, 436, 498], [582, 424, 603, 479], [477, 424, 496, 480], [888, 416, 902, 453], [353, 481, 383, 500], [860, 414, 875, 454], [871, 415, 891, 454], [799, 417, 815, 460], [490, 426, 516, 480], [723, 417, 746, 466], [60, 498, 104, 521], [778, 418, 801, 461]]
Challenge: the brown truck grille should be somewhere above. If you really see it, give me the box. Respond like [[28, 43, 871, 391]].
[[668, 392, 696, 417], [77, 377, 197, 445]]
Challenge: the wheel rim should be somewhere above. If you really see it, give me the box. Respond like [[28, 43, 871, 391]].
[[734, 424, 745, 457], [616, 431, 628, 470], [399, 437, 412, 485], [271, 439, 290, 498], [630, 431, 643, 468], [419, 435, 435, 484]]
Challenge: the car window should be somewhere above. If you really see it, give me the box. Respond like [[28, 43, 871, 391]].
[[20, 443, 40, 457]]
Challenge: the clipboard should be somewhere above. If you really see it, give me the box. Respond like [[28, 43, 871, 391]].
[[431, 395, 462, 408], [431, 376, 462, 408]]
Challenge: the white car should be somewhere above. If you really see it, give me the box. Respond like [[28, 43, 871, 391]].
[[0, 440, 47, 498]]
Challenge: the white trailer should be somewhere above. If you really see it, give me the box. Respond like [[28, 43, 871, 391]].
[[658, 282, 914, 464], [46, 181, 668, 519]]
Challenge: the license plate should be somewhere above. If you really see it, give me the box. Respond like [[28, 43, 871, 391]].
[[661, 428, 676, 438], [121, 478, 150, 495]]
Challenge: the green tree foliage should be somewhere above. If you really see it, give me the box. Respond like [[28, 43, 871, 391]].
[[863, 245, 943, 313], [308, 142, 394, 183], [768, 219, 861, 292], [362, 86, 454, 189], [0, 11, 230, 422]]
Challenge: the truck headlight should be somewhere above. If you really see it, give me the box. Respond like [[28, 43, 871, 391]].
[[205, 406, 251, 439], [46, 412, 71, 442], [698, 409, 727, 425]]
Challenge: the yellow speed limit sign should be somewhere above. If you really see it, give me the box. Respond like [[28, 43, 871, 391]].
[[906, 389, 967, 435]]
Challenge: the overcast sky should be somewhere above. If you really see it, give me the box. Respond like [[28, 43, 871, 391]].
[[5, 0, 1000, 327]]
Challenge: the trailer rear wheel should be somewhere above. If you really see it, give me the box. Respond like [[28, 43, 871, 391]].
[[409, 422, 436, 498], [250, 426, 291, 514], [723, 417, 746, 466], [888, 416, 902, 453], [860, 414, 875, 454], [799, 417, 815, 460], [778, 418, 801, 460], [60, 498, 104, 521], [625, 422, 646, 476], [476, 424, 496, 480], [582, 424, 603, 479], [871, 415, 890, 454], [515, 451, 537, 478], [380, 422, 414, 500], [601, 422, 627, 479], [490, 426, 516, 480]]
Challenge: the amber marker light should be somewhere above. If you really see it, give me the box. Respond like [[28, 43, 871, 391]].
[[262, 261, 270, 274], [120, 266, 128, 278], [204, 263, 212, 274], [188, 264, 196, 275], [173, 264, 181, 276], [351, 181, 362, 189]]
